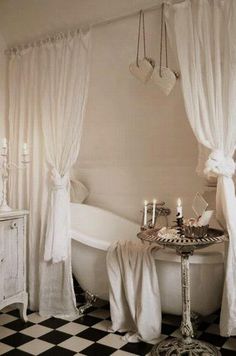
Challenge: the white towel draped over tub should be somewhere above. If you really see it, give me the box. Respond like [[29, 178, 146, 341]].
[[106, 240, 162, 343]]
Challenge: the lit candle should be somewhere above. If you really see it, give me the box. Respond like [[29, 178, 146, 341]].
[[152, 199, 157, 225], [176, 198, 183, 218], [2, 138, 7, 149], [144, 200, 148, 225], [22, 143, 29, 155]]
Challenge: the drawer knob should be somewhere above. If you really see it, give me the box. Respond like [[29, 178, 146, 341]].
[[10, 222, 17, 229], [0, 258, 4, 263]]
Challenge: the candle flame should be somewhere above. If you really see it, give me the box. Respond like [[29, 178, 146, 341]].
[[177, 198, 182, 206]]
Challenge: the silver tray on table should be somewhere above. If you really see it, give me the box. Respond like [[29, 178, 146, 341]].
[[137, 227, 228, 253]]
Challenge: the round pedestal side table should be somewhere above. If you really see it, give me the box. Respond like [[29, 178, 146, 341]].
[[137, 227, 228, 356]]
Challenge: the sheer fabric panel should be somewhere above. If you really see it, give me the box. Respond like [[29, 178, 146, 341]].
[[166, 0, 236, 336], [8, 30, 90, 316]]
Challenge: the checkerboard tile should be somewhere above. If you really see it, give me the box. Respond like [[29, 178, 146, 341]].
[[27, 314, 50, 325], [21, 325, 52, 338], [57, 322, 88, 335], [0, 285, 235, 355], [98, 333, 127, 349], [112, 351, 137, 356], [18, 339, 54, 355], [0, 315, 17, 326], [58, 336, 93, 353], [0, 326, 16, 340], [0, 342, 14, 355]]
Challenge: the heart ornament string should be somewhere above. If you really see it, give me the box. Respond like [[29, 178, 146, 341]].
[[129, 10, 155, 83], [151, 3, 179, 95]]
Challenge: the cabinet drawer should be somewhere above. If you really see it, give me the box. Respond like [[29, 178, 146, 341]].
[[0, 218, 24, 300]]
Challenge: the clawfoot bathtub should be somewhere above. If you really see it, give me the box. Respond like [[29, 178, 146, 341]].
[[71, 203, 224, 316]]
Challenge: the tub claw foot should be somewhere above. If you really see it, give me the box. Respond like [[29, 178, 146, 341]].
[[79, 291, 97, 314]]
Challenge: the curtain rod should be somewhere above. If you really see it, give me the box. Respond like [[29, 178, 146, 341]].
[[90, 2, 163, 29], [6, 1, 168, 55]]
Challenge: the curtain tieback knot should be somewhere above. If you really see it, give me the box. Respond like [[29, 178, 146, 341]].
[[204, 150, 235, 178], [44, 168, 70, 263], [50, 168, 69, 190]]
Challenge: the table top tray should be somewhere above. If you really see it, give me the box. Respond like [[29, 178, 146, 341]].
[[137, 227, 228, 253]]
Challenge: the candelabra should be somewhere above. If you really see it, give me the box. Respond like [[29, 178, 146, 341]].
[[141, 201, 171, 230], [0, 144, 30, 212]]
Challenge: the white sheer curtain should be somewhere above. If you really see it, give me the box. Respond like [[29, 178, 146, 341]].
[[8, 30, 90, 316], [166, 0, 236, 336], [41, 32, 90, 264]]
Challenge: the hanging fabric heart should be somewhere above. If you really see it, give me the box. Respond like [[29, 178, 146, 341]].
[[129, 10, 155, 83], [129, 59, 154, 83], [151, 3, 179, 95], [152, 66, 176, 95]]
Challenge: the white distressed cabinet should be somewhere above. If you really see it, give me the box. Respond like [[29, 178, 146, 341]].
[[0, 210, 28, 321]]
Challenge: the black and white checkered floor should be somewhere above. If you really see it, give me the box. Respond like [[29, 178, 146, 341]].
[[0, 282, 236, 355]]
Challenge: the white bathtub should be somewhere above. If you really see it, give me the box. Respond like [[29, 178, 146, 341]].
[[71, 203, 224, 316]]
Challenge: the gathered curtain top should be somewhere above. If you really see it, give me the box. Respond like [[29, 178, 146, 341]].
[[5, 27, 90, 58]]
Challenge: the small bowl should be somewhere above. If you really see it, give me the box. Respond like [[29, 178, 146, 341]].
[[183, 224, 209, 239]]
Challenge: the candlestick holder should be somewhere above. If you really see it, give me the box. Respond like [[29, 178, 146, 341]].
[[0, 147, 30, 212], [175, 213, 184, 235]]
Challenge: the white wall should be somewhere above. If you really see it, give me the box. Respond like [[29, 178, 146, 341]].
[[0, 33, 7, 137], [0, 0, 162, 46], [73, 10, 205, 223], [0, 1, 205, 223]]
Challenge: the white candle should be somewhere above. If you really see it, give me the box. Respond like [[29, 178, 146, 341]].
[[144, 200, 148, 225], [2, 138, 7, 149], [152, 199, 157, 225], [176, 198, 183, 218], [22, 143, 29, 155]]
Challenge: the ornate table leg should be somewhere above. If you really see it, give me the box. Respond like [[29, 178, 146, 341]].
[[180, 253, 194, 343], [151, 252, 221, 355]]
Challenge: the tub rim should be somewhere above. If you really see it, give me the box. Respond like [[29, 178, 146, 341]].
[[70, 202, 139, 228], [71, 228, 224, 264], [71, 229, 109, 251]]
